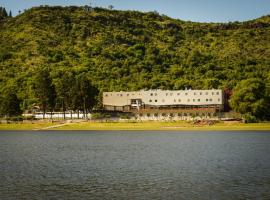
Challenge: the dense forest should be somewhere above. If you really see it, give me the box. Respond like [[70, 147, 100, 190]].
[[0, 6, 269, 120]]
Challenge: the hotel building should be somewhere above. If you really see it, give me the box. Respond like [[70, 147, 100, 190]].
[[103, 89, 224, 120]]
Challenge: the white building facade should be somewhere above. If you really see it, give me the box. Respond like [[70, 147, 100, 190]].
[[103, 89, 224, 120]]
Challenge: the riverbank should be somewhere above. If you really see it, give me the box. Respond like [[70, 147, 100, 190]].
[[0, 121, 270, 131]]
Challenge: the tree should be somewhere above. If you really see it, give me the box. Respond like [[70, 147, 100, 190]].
[[54, 71, 75, 119], [2, 7, 7, 17], [70, 73, 98, 119], [9, 10, 12, 17], [0, 7, 8, 19], [32, 69, 56, 119], [0, 90, 22, 117], [108, 5, 114, 10], [229, 78, 270, 120]]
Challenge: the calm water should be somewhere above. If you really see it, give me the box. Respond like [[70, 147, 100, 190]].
[[0, 131, 270, 200]]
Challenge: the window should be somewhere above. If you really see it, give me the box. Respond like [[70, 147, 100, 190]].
[[120, 94, 122, 97], [178, 99, 181, 102], [177, 93, 180, 96], [212, 92, 214, 95], [194, 92, 196, 95], [170, 93, 173, 96], [169, 113, 174, 117], [188, 99, 190, 102], [178, 113, 182, 117], [162, 113, 166, 117], [206, 99, 208, 102], [154, 113, 158, 117], [209, 99, 212, 101], [166, 93, 168, 96], [184, 113, 187, 116], [149, 100, 152, 102], [127, 94, 129, 96], [105, 94, 108, 97], [206, 92, 208, 95], [218, 98, 220, 101], [200, 92, 202, 95], [198, 99, 200, 102], [174, 99, 176, 102], [155, 93, 157, 96], [150, 93, 153, 96], [162, 99, 165, 102], [147, 113, 150, 117], [139, 113, 143, 117], [217, 92, 219, 95], [185, 93, 188, 95], [193, 99, 195, 102], [155, 99, 158, 102]]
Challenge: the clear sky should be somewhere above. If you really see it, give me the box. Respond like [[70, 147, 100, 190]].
[[1, 0, 270, 22]]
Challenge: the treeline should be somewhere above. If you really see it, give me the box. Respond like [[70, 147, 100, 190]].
[[0, 6, 269, 120], [0, 7, 12, 20], [0, 68, 98, 118]]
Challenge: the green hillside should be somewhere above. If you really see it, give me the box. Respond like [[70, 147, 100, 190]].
[[0, 6, 269, 119]]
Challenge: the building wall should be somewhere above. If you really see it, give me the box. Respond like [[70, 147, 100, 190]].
[[103, 89, 224, 108], [134, 112, 221, 121]]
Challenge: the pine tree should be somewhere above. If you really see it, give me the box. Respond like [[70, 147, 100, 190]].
[[3, 7, 7, 17], [9, 10, 12, 17], [0, 7, 9, 19]]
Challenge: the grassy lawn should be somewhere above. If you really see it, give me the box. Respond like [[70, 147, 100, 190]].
[[53, 121, 270, 131], [0, 121, 270, 131], [0, 122, 61, 130]]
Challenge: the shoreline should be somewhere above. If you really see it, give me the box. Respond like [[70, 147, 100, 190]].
[[0, 121, 269, 131]]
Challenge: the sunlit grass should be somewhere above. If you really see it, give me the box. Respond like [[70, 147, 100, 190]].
[[53, 121, 270, 131], [0, 121, 269, 131], [0, 122, 60, 130]]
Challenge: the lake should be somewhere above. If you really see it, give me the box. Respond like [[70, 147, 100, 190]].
[[0, 131, 269, 199]]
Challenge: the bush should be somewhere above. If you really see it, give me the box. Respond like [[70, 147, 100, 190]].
[[91, 113, 102, 119], [23, 115, 37, 120], [243, 114, 257, 123], [119, 113, 132, 119], [91, 112, 110, 119], [6, 116, 23, 122]]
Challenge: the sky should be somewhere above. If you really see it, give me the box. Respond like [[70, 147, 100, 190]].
[[1, 0, 270, 22]]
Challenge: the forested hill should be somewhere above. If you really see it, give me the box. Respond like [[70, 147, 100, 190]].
[[0, 6, 269, 119]]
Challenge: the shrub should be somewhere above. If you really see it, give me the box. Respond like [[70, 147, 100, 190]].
[[243, 114, 257, 123]]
